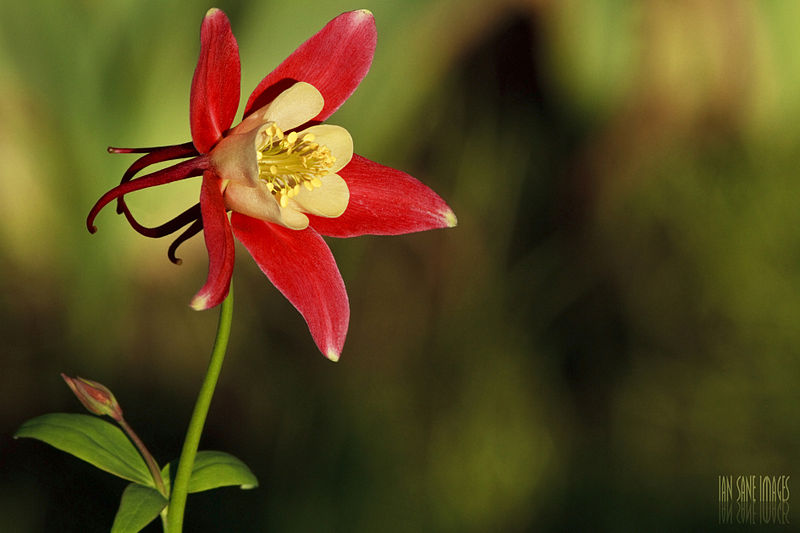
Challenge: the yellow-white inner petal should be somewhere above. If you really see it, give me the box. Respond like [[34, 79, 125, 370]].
[[299, 124, 353, 173], [290, 172, 349, 218], [208, 127, 261, 188], [223, 179, 280, 221], [275, 205, 310, 230], [225, 179, 310, 229], [235, 81, 324, 135]]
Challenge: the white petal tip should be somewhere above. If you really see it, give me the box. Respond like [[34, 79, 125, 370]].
[[190, 295, 210, 311], [355, 9, 373, 17], [325, 349, 341, 362], [444, 209, 458, 228]]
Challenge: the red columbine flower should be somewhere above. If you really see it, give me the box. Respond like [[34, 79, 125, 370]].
[[87, 8, 456, 361]]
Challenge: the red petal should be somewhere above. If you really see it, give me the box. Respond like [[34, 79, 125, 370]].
[[231, 213, 349, 360], [190, 8, 241, 153], [244, 10, 376, 122], [190, 172, 235, 310], [307, 155, 457, 237]]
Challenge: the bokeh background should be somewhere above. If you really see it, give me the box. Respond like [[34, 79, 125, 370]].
[[1, 0, 799, 531]]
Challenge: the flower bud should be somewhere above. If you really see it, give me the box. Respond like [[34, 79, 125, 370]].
[[61, 373, 123, 421]]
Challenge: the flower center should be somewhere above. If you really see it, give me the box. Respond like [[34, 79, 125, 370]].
[[256, 124, 335, 208]]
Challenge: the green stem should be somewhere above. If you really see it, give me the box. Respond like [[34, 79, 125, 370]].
[[117, 416, 167, 497], [166, 283, 234, 532]]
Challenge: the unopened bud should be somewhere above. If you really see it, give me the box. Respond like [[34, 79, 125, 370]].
[[61, 374, 123, 421]]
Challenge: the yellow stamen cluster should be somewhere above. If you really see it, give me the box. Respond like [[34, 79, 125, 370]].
[[256, 123, 335, 207]]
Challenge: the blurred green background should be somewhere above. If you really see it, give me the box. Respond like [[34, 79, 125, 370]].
[[1, 0, 799, 531]]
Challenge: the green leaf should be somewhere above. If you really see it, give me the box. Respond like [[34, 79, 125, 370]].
[[162, 450, 258, 494], [111, 483, 167, 533], [14, 413, 153, 487]]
